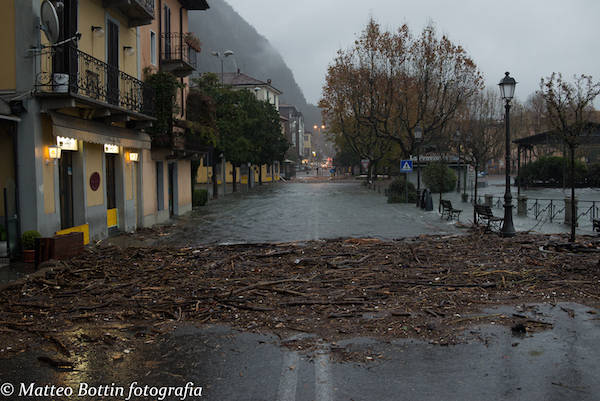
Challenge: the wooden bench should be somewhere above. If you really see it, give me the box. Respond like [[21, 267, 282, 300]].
[[474, 204, 504, 233], [593, 219, 600, 234], [440, 199, 462, 221]]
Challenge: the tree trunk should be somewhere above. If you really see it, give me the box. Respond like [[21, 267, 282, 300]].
[[259, 165, 263, 185], [473, 165, 479, 225], [211, 151, 218, 200], [570, 145, 576, 243], [232, 164, 237, 193], [372, 161, 377, 182], [438, 192, 442, 213]]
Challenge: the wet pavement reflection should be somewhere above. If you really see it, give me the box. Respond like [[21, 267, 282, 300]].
[[2, 303, 599, 400]]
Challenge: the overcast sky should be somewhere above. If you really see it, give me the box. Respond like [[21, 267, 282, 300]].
[[225, 0, 600, 106]]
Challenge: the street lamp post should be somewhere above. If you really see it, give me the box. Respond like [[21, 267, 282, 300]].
[[414, 126, 423, 207], [313, 124, 326, 173], [210, 50, 234, 86], [454, 130, 461, 193], [498, 71, 517, 237]]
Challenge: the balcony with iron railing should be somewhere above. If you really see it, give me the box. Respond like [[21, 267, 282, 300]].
[[160, 32, 200, 77], [35, 44, 154, 119], [103, 0, 155, 27]]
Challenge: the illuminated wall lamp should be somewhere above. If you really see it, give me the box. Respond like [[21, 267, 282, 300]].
[[46, 145, 61, 165], [126, 152, 139, 163]]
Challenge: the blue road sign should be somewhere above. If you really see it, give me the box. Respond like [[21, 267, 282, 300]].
[[400, 160, 413, 172]]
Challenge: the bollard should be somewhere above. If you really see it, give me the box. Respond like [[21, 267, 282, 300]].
[[564, 197, 578, 227], [424, 189, 434, 211], [484, 194, 493, 208], [517, 196, 528, 216]]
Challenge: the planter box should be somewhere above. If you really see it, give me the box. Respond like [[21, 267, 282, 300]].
[[36, 232, 84, 266]]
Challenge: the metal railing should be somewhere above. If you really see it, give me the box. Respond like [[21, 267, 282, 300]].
[[36, 44, 154, 116], [160, 33, 197, 69], [137, 0, 155, 14], [471, 194, 599, 226]]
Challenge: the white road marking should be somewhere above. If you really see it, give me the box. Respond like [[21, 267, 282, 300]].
[[277, 351, 300, 401], [315, 350, 333, 401]]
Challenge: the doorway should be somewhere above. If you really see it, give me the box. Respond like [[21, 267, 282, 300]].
[[106, 153, 117, 229], [168, 162, 174, 217], [59, 151, 74, 229]]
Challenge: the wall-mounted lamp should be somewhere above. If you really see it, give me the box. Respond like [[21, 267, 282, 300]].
[[46, 145, 62, 165], [125, 151, 139, 163], [91, 26, 104, 37], [123, 46, 135, 56], [104, 144, 119, 154]]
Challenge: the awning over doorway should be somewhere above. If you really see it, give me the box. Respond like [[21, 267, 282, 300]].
[[49, 112, 151, 150]]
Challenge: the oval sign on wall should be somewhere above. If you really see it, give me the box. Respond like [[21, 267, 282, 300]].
[[89, 172, 101, 191]]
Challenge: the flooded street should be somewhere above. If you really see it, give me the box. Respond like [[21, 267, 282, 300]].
[[158, 177, 599, 248], [170, 181, 460, 246]]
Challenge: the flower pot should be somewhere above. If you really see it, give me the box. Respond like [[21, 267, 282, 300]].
[[23, 249, 35, 264]]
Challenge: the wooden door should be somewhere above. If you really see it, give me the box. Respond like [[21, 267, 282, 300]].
[[59, 151, 74, 229]]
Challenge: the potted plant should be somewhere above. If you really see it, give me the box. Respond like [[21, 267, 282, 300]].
[[21, 230, 41, 263]]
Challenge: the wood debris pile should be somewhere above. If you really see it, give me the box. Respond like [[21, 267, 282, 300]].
[[0, 232, 599, 356]]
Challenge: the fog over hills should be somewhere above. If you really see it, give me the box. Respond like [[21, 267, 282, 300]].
[[188, 1, 322, 132]]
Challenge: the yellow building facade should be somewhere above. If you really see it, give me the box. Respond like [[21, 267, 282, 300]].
[[1, 0, 155, 246]]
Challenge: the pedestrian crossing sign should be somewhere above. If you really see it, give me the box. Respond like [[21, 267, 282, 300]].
[[400, 160, 413, 172]]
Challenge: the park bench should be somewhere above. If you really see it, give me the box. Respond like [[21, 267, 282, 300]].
[[593, 219, 600, 234], [440, 199, 462, 221], [474, 204, 504, 233]]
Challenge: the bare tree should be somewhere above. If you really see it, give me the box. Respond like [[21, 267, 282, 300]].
[[540, 73, 600, 242], [457, 90, 503, 223], [393, 24, 483, 159]]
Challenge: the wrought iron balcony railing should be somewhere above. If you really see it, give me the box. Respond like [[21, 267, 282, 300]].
[[160, 32, 198, 77], [36, 44, 154, 117], [103, 0, 155, 27]]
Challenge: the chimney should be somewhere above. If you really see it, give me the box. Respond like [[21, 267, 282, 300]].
[[267, 79, 272, 85]]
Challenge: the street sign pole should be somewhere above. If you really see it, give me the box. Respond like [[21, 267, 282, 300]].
[[400, 160, 413, 203]]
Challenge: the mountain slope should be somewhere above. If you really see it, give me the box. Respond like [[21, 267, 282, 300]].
[[188, 0, 321, 131]]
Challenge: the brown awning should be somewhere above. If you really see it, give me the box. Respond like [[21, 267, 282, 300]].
[[49, 112, 151, 149]]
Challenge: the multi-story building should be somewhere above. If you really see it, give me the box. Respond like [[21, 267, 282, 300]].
[[137, 0, 209, 226], [195, 70, 283, 188], [279, 104, 304, 161], [303, 131, 312, 158], [1, 0, 158, 247]]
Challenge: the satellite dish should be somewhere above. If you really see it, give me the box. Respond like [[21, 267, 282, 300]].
[[40, 0, 60, 44]]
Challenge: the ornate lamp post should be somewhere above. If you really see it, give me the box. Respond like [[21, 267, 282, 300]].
[[415, 126, 423, 207], [498, 72, 517, 237]]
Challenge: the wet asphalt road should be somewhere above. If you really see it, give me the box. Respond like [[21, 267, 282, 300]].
[[1, 303, 599, 400]]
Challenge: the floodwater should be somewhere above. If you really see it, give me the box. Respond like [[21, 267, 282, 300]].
[[170, 181, 460, 246], [166, 177, 598, 248]]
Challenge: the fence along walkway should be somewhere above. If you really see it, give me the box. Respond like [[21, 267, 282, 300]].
[[470, 194, 599, 228]]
